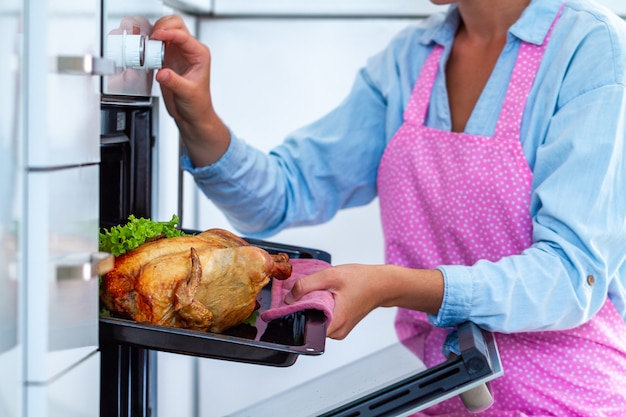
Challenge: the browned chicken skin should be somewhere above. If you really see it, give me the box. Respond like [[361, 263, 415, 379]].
[[101, 228, 292, 332]]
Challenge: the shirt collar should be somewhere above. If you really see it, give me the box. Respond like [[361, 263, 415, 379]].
[[419, 0, 565, 47]]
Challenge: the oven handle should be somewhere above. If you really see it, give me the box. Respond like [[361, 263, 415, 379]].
[[55, 55, 115, 76], [56, 252, 114, 281]]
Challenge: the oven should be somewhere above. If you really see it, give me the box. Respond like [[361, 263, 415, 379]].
[[99, 103, 155, 229]]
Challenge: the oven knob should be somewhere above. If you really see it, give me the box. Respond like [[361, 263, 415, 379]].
[[106, 32, 144, 70], [144, 39, 164, 70]]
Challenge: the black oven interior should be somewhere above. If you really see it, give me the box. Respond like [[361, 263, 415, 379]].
[[99, 103, 154, 230], [99, 101, 158, 417]]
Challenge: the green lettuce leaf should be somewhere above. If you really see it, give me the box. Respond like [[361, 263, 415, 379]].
[[99, 214, 187, 256]]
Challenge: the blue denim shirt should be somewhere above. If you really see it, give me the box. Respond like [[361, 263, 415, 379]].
[[182, 0, 626, 333]]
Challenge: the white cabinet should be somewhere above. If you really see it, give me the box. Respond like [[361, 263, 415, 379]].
[[24, 166, 100, 363], [25, 0, 101, 169], [20, 0, 104, 415], [212, 0, 447, 16], [27, 351, 100, 417], [0, 348, 20, 417], [23, 148, 101, 412], [163, 0, 211, 14], [0, 0, 22, 415], [211, 1, 626, 17]]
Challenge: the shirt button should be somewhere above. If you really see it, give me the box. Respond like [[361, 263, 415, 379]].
[[587, 275, 595, 286]]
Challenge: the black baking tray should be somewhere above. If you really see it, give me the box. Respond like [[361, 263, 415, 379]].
[[99, 236, 331, 367]]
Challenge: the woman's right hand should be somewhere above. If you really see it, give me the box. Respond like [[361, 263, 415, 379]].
[[151, 15, 230, 167], [287, 264, 444, 340]]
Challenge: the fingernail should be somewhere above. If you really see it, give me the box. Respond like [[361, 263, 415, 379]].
[[157, 69, 170, 84]]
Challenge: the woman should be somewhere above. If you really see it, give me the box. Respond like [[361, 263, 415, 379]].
[[151, 0, 626, 414]]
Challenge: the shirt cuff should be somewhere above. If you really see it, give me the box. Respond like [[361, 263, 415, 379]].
[[428, 265, 473, 328], [442, 329, 460, 357], [180, 130, 244, 179]]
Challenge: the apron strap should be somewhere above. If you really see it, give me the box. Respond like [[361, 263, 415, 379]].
[[404, 45, 443, 127], [494, 2, 565, 139]]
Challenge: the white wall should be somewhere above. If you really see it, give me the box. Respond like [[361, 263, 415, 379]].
[[596, 0, 626, 15]]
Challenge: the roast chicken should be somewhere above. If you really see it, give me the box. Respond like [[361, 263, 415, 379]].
[[101, 228, 292, 333]]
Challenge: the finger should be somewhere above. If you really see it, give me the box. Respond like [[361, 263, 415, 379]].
[[154, 68, 174, 87], [326, 323, 345, 340], [151, 15, 189, 34], [152, 29, 210, 66], [325, 309, 351, 340], [325, 306, 364, 341], [151, 28, 195, 48], [155, 68, 196, 93], [288, 269, 336, 302]]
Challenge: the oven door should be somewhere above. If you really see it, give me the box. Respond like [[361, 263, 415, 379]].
[[230, 322, 503, 417]]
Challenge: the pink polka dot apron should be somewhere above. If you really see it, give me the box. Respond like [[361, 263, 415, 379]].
[[377, 8, 626, 417]]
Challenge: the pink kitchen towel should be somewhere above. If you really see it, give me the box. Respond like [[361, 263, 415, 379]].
[[261, 258, 334, 323]]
